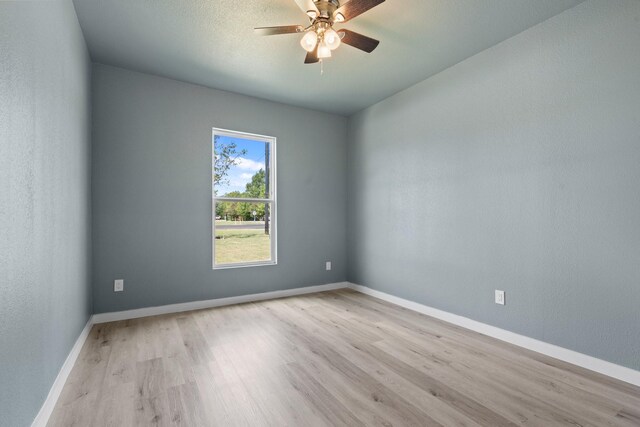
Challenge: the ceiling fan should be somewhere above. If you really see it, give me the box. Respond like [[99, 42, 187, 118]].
[[255, 0, 385, 64]]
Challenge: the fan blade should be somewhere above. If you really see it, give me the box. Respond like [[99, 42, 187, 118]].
[[254, 25, 304, 36], [335, 0, 385, 22], [338, 29, 379, 53], [304, 45, 319, 64], [293, 0, 319, 15]]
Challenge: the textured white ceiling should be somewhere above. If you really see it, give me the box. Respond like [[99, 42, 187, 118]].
[[73, 0, 583, 115]]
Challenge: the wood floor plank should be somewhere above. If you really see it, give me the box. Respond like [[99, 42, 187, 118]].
[[92, 382, 136, 427], [216, 309, 326, 426], [615, 407, 640, 426], [175, 316, 213, 366], [283, 362, 367, 427], [348, 314, 625, 425], [133, 395, 170, 427], [167, 382, 208, 427], [47, 290, 640, 427], [325, 291, 640, 420], [321, 294, 628, 426], [102, 321, 137, 389], [273, 298, 505, 427], [191, 360, 264, 426], [334, 289, 640, 409], [258, 299, 452, 426]]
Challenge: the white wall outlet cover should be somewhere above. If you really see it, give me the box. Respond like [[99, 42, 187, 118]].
[[326, 261, 332, 271], [114, 279, 124, 292], [495, 290, 505, 305]]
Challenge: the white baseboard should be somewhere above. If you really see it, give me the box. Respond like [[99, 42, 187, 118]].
[[31, 315, 95, 427], [347, 282, 640, 388], [93, 282, 349, 324]]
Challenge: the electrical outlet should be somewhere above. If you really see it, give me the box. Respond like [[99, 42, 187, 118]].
[[325, 261, 332, 271], [495, 290, 505, 305], [114, 279, 124, 292]]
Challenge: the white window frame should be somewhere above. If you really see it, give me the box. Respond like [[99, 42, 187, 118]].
[[212, 128, 277, 269]]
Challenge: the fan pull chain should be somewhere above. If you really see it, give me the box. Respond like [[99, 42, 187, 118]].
[[320, 59, 324, 75]]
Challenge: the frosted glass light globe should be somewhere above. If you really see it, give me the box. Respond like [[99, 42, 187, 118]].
[[317, 42, 332, 58], [324, 28, 341, 50], [300, 31, 318, 52]]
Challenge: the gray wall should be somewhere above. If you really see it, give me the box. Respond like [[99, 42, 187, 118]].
[[347, 0, 640, 370], [92, 64, 347, 313], [0, 2, 92, 426]]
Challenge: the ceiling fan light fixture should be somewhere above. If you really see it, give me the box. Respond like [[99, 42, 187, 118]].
[[317, 42, 332, 59], [255, 0, 384, 65], [300, 30, 318, 52], [324, 28, 341, 50]]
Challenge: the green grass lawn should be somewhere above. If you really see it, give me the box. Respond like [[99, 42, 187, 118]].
[[214, 228, 271, 264], [215, 220, 265, 226]]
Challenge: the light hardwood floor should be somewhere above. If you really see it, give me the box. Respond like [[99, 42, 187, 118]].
[[48, 289, 640, 426]]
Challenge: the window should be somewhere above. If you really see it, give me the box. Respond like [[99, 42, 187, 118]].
[[212, 128, 276, 268]]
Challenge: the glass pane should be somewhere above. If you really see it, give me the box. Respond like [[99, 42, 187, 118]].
[[213, 135, 270, 199], [214, 202, 273, 265]]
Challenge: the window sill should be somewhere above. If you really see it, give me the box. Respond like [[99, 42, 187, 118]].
[[212, 260, 277, 270]]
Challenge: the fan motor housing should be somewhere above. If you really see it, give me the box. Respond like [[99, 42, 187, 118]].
[[315, 0, 340, 19], [317, 0, 340, 6]]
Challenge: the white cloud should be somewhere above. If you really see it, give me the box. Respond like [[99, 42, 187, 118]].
[[228, 180, 246, 189], [227, 173, 255, 191], [235, 157, 264, 172]]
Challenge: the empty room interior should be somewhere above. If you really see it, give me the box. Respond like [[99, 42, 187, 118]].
[[3, 0, 640, 426]]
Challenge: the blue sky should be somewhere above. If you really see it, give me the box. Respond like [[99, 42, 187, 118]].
[[214, 135, 266, 195]]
